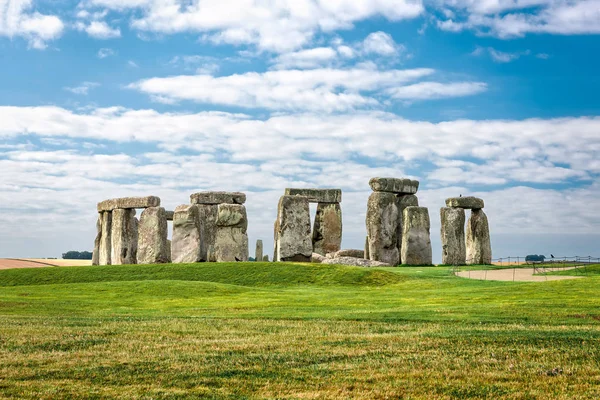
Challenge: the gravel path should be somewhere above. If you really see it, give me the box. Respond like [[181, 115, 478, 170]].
[[455, 266, 584, 282]]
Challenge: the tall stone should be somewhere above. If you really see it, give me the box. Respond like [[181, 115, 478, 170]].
[[137, 207, 169, 264], [276, 195, 312, 262], [111, 208, 138, 265], [214, 204, 249, 262], [396, 194, 419, 263], [166, 240, 172, 263], [196, 204, 218, 261], [466, 209, 492, 265], [99, 211, 112, 265], [401, 206, 432, 266], [92, 214, 101, 266], [172, 205, 202, 263], [312, 202, 342, 256], [364, 236, 370, 259], [366, 192, 400, 265], [255, 240, 263, 262], [440, 207, 466, 265]]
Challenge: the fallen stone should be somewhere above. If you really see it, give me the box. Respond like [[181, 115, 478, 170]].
[[446, 196, 484, 210], [190, 191, 246, 205], [92, 214, 101, 266], [440, 207, 466, 265], [99, 211, 112, 265], [311, 253, 326, 263], [312, 202, 342, 256], [334, 249, 365, 259], [369, 178, 419, 194], [171, 205, 202, 263], [137, 207, 169, 264], [321, 257, 391, 267], [284, 188, 342, 203], [366, 191, 400, 265], [111, 208, 138, 265], [165, 211, 174, 221], [276, 195, 312, 262], [401, 206, 432, 266], [196, 204, 218, 262], [466, 209, 492, 265], [255, 240, 263, 262], [97, 196, 160, 212]]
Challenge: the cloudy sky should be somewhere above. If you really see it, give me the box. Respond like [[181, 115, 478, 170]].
[[0, 0, 599, 262]]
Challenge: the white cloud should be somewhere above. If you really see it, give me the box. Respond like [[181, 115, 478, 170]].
[[63, 81, 100, 95], [387, 81, 487, 100], [0, 0, 64, 49], [97, 47, 115, 58], [361, 31, 402, 56], [272, 47, 338, 69], [472, 46, 531, 63], [78, 20, 121, 39]]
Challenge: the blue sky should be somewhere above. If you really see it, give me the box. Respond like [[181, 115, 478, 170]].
[[0, 0, 599, 261]]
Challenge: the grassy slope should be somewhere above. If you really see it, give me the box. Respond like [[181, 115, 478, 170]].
[[0, 262, 599, 399]]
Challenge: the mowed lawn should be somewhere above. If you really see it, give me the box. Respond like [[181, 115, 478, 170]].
[[0, 263, 599, 399]]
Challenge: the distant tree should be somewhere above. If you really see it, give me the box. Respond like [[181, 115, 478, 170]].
[[62, 251, 93, 260], [525, 254, 546, 263]]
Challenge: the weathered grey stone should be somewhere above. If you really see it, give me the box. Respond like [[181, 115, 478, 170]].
[[137, 207, 169, 264], [92, 214, 101, 266], [214, 204, 249, 262], [466, 209, 492, 265], [196, 204, 218, 262], [276, 195, 312, 262], [216, 204, 248, 229], [334, 249, 365, 259], [440, 207, 466, 265], [364, 236, 369, 260], [111, 208, 138, 265], [165, 211, 174, 221], [446, 196, 484, 210], [312, 202, 342, 256], [166, 240, 172, 263], [255, 240, 263, 262], [99, 211, 112, 265], [311, 253, 326, 263], [284, 188, 342, 203], [321, 257, 391, 267], [207, 245, 216, 262], [190, 191, 246, 205], [97, 196, 160, 212], [369, 178, 419, 194], [396, 194, 419, 263], [366, 192, 400, 265], [273, 219, 279, 262], [171, 205, 202, 263], [401, 206, 432, 266], [262, 255, 269, 262]]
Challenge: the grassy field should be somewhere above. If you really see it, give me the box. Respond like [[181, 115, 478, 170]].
[[0, 262, 599, 399]]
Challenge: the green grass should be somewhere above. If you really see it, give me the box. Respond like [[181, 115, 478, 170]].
[[1, 262, 599, 399]]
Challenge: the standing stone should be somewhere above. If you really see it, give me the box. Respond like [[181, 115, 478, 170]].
[[273, 219, 279, 262], [312, 202, 342, 256], [99, 211, 112, 265], [466, 209, 492, 265], [214, 204, 249, 262], [196, 204, 218, 262], [396, 194, 419, 263], [111, 209, 138, 265], [172, 205, 202, 263], [364, 236, 370, 259], [137, 207, 169, 264], [440, 207, 466, 265], [366, 192, 400, 265], [166, 240, 172, 263], [207, 245, 216, 262], [401, 206, 432, 266], [255, 240, 263, 262], [92, 214, 101, 265], [276, 195, 312, 262]]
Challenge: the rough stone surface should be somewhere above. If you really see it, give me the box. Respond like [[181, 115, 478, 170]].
[[99, 211, 112, 265], [171, 205, 202, 263], [190, 191, 246, 205], [334, 249, 365, 259], [216, 204, 248, 229], [466, 209, 492, 265], [366, 192, 400, 265], [137, 207, 169, 264], [165, 211, 174, 221], [396, 194, 419, 262], [273, 219, 279, 262], [196, 204, 218, 262], [92, 214, 101, 265], [364, 236, 369, 260], [440, 207, 466, 265], [166, 240, 172, 263], [276, 195, 312, 262], [369, 178, 419, 194], [311, 253, 326, 263], [284, 188, 342, 203], [255, 240, 263, 262], [214, 204, 249, 262], [111, 208, 138, 265], [401, 206, 432, 266], [312, 202, 342, 256], [446, 197, 484, 210], [207, 245, 216, 262], [98, 196, 160, 212], [262, 255, 269, 262], [321, 257, 391, 267]]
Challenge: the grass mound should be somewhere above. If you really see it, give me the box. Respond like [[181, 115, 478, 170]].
[[0, 262, 405, 288]]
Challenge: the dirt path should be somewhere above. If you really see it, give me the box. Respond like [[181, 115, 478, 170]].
[[0, 259, 91, 270], [455, 266, 584, 282]]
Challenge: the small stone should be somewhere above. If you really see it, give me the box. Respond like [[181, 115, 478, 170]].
[[137, 207, 169, 264], [440, 207, 466, 265], [446, 196, 484, 210], [312, 202, 342, 256], [334, 249, 365, 259], [97, 196, 161, 212], [165, 211, 174, 221], [255, 240, 263, 262], [276, 195, 312, 262], [366, 192, 400, 265], [401, 206, 432, 266], [190, 191, 246, 205], [171, 205, 202, 263], [284, 188, 342, 203], [321, 257, 391, 267], [369, 178, 419, 194], [311, 253, 326, 263], [111, 208, 138, 265], [466, 209, 492, 265]]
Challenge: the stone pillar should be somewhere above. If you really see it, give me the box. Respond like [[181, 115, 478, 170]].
[[255, 239, 263, 262], [172, 205, 202, 263], [276, 195, 312, 262], [396, 194, 419, 263], [366, 192, 400, 265], [196, 204, 218, 262], [312, 202, 342, 256], [214, 204, 249, 262], [137, 207, 169, 264], [401, 206, 432, 266], [111, 208, 138, 265], [273, 219, 279, 262], [466, 209, 492, 265], [364, 236, 370, 259], [92, 214, 101, 265], [99, 211, 112, 265], [440, 207, 466, 265], [166, 240, 172, 263]]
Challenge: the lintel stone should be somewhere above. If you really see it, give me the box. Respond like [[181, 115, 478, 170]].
[[284, 188, 342, 203], [97, 196, 160, 212], [369, 178, 419, 194], [190, 191, 246, 205], [446, 196, 484, 210]]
